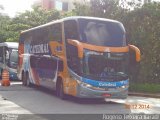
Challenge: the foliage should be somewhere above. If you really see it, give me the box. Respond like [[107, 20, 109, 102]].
[[0, 15, 12, 42], [72, 2, 91, 16], [129, 83, 160, 93], [90, 0, 122, 19], [123, 2, 160, 83], [0, 6, 61, 42]]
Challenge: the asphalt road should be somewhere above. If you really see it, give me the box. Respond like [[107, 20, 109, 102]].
[[0, 81, 160, 116]]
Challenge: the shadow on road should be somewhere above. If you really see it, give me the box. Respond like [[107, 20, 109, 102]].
[[30, 84, 123, 105], [0, 82, 132, 114]]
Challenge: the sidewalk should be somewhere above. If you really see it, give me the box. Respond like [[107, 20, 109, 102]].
[[0, 95, 49, 120], [0, 94, 32, 114], [129, 92, 160, 98]]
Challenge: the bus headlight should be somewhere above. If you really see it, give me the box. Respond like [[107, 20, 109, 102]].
[[121, 85, 128, 89], [76, 79, 82, 84], [76, 80, 92, 88], [82, 83, 92, 87]]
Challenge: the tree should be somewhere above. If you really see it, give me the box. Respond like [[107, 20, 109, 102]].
[[72, 2, 91, 16], [123, 2, 160, 83], [12, 6, 60, 28], [1, 6, 61, 42], [0, 15, 11, 42]]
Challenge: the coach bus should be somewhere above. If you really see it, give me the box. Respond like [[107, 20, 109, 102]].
[[0, 42, 18, 80], [18, 16, 140, 99]]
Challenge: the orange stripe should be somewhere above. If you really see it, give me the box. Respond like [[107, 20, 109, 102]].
[[68, 39, 129, 58], [82, 42, 129, 52], [129, 44, 141, 62]]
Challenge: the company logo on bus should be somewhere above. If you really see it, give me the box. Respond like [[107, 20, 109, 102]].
[[30, 43, 49, 54], [99, 82, 116, 87]]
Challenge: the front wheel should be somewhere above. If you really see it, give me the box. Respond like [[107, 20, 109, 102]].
[[26, 73, 31, 86], [22, 72, 26, 86], [56, 80, 66, 99]]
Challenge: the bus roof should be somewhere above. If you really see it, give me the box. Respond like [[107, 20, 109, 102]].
[[0, 42, 18, 49], [21, 16, 122, 34], [62, 16, 121, 23]]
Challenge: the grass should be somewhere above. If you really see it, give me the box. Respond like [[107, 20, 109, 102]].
[[129, 83, 160, 93]]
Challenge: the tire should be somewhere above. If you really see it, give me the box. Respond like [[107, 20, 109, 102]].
[[56, 80, 66, 99], [22, 72, 27, 86], [22, 72, 30, 86], [26, 72, 31, 86]]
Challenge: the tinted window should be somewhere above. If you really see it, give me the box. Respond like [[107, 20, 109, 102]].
[[64, 20, 79, 40], [32, 27, 49, 45], [49, 23, 62, 42], [64, 20, 81, 75], [20, 23, 62, 45], [78, 19, 126, 47], [10, 50, 18, 63], [9, 49, 18, 69]]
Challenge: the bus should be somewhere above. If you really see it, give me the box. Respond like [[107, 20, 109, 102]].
[[0, 42, 19, 80], [18, 16, 140, 99]]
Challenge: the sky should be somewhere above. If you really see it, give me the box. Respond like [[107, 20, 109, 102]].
[[0, 0, 38, 17], [0, 0, 160, 17]]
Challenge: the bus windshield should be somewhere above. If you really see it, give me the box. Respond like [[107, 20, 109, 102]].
[[78, 19, 126, 47], [82, 50, 129, 81], [9, 49, 18, 69], [10, 49, 18, 63]]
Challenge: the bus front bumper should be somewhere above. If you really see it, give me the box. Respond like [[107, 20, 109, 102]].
[[76, 84, 128, 99]]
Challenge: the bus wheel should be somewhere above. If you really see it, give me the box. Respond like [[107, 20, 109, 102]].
[[56, 80, 66, 99], [22, 72, 30, 86], [22, 72, 27, 86], [26, 72, 30, 86]]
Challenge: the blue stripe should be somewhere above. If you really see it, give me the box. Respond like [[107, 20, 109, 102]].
[[82, 77, 129, 88]]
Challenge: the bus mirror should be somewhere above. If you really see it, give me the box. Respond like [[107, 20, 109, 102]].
[[129, 44, 141, 62], [129, 45, 141, 81], [67, 39, 83, 58]]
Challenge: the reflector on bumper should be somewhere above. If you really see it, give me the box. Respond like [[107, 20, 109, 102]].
[[102, 93, 111, 97]]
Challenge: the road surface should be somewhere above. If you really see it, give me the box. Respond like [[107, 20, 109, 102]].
[[0, 82, 159, 118]]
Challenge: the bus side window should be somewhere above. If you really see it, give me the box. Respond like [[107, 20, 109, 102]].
[[64, 20, 79, 40], [49, 23, 62, 43], [8, 50, 18, 69]]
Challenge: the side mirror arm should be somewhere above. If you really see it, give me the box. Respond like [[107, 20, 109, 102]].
[[129, 44, 141, 62]]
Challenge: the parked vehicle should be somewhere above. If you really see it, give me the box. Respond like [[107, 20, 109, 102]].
[[0, 42, 19, 80]]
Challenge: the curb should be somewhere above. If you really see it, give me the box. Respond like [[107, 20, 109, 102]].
[[129, 92, 160, 98]]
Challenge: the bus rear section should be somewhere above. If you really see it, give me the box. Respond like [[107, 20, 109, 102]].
[[0, 42, 19, 80], [18, 17, 140, 99]]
